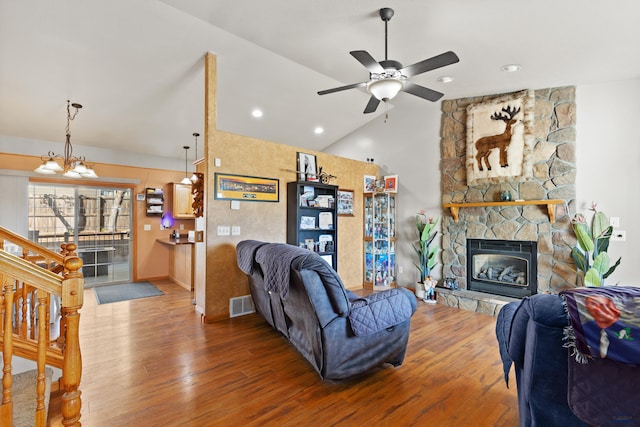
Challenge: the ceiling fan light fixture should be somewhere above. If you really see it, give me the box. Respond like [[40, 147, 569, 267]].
[[367, 78, 404, 102]]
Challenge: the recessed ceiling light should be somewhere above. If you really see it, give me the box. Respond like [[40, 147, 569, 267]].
[[251, 109, 263, 118], [314, 127, 324, 135], [501, 64, 521, 73], [438, 76, 454, 83]]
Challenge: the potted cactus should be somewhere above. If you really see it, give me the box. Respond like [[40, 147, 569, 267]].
[[568, 204, 621, 287]]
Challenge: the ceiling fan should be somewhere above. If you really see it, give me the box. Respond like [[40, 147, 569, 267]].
[[318, 7, 459, 114]]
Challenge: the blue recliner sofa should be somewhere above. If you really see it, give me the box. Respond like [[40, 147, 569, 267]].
[[495, 294, 589, 427], [497, 290, 640, 427], [237, 240, 417, 380]]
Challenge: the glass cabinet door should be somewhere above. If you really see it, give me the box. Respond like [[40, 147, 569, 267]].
[[363, 192, 396, 290]]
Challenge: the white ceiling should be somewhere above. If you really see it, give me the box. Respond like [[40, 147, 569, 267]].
[[1, 1, 639, 165]]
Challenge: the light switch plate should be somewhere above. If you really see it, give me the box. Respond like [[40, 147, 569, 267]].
[[143, 224, 151, 231], [232, 226, 240, 236]]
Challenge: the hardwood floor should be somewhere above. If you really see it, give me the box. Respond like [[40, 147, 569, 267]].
[[48, 279, 519, 426]]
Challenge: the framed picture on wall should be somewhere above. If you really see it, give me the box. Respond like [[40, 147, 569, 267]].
[[337, 189, 354, 216], [214, 173, 279, 202], [297, 152, 317, 181]]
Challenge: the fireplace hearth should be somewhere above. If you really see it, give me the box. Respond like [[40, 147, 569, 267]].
[[467, 239, 537, 298]]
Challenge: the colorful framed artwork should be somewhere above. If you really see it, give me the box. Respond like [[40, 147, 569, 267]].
[[363, 175, 376, 193], [384, 175, 398, 193], [214, 173, 279, 202], [337, 189, 354, 216]]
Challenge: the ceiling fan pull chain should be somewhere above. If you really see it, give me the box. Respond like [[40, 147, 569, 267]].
[[384, 102, 389, 123]]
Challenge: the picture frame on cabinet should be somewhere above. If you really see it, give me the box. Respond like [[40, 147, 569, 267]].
[[300, 216, 316, 230], [364, 175, 376, 193], [297, 152, 317, 181], [384, 175, 398, 193], [337, 189, 354, 216]]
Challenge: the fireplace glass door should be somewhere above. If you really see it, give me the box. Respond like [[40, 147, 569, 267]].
[[472, 254, 528, 287]]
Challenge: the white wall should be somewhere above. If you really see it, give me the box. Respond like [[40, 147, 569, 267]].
[[575, 79, 640, 286], [326, 79, 640, 288], [324, 99, 443, 287]]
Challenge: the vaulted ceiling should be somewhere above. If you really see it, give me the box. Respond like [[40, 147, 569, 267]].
[[1, 1, 639, 164]]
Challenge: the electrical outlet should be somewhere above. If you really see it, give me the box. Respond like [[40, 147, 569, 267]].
[[217, 225, 231, 236], [611, 230, 626, 242], [143, 224, 151, 231], [398, 266, 403, 274], [610, 216, 620, 228]]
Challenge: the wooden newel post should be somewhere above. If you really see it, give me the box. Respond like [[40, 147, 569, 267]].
[[61, 254, 84, 426], [1, 283, 15, 424]]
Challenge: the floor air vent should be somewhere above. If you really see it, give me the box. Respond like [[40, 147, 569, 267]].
[[229, 295, 255, 318]]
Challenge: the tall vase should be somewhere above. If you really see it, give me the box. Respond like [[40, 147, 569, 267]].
[[415, 282, 426, 299]]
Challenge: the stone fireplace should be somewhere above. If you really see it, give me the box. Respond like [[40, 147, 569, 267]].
[[438, 87, 580, 313]]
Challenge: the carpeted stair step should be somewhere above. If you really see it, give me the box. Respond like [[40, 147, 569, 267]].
[[1, 368, 53, 426]]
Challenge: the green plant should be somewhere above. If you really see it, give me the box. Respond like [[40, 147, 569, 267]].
[[413, 211, 439, 283], [568, 206, 621, 287]]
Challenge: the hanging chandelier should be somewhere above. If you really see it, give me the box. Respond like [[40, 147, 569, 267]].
[[34, 100, 98, 178]]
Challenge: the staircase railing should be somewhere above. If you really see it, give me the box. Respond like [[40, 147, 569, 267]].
[[0, 226, 83, 426]]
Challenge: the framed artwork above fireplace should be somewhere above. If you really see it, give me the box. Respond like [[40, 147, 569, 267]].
[[465, 89, 535, 186]]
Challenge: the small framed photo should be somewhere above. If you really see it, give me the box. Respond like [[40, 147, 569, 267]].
[[297, 152, 318, 181], [300, 216, 316, 230], [337, 189, 354, 216], [136, 193, 146, 201], [384, 175, 398, 193], [364, 175, 376, 193]]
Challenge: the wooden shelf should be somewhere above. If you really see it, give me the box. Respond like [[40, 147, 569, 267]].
[[443, 199, 564, 223]]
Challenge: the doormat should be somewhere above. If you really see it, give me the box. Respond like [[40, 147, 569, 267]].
[[94, 282, 164, 305]]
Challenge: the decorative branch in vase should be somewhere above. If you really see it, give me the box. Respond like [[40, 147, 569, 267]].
[[413, 210, 439, 303]]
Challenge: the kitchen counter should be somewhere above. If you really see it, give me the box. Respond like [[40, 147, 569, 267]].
[[157, 237, 194, 290], [157, 238, 195, 246]]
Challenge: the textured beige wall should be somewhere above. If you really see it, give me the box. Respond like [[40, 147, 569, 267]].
[[203, 53, 377, 321]]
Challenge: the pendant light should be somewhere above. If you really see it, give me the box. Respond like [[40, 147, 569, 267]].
[[190, 132, 200, 183], [180, 146, 192, 185]]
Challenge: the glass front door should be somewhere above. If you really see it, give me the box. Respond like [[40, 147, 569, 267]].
[[28, 183, 132, 286]]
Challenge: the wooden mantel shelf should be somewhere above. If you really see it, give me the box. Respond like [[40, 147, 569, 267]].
[[443, 199, 564, 223]]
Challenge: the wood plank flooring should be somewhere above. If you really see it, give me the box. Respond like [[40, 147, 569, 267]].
[[48, 279, 519, 426]]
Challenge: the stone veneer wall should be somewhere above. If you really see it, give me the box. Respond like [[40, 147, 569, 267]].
[[440, 87, 579, 294]]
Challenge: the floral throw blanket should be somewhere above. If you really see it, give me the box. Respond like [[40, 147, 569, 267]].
[[560, 286, 640, 365]]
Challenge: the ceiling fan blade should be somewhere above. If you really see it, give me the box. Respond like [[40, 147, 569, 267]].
[[350, 50, 385, 74], [318, 81, 367, 96], [363, 96, 381, 114], [403, 82, 444, 102], [400, 51, 460, 77]]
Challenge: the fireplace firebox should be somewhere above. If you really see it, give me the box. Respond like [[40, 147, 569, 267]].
[[466, 239, 537, 298]]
